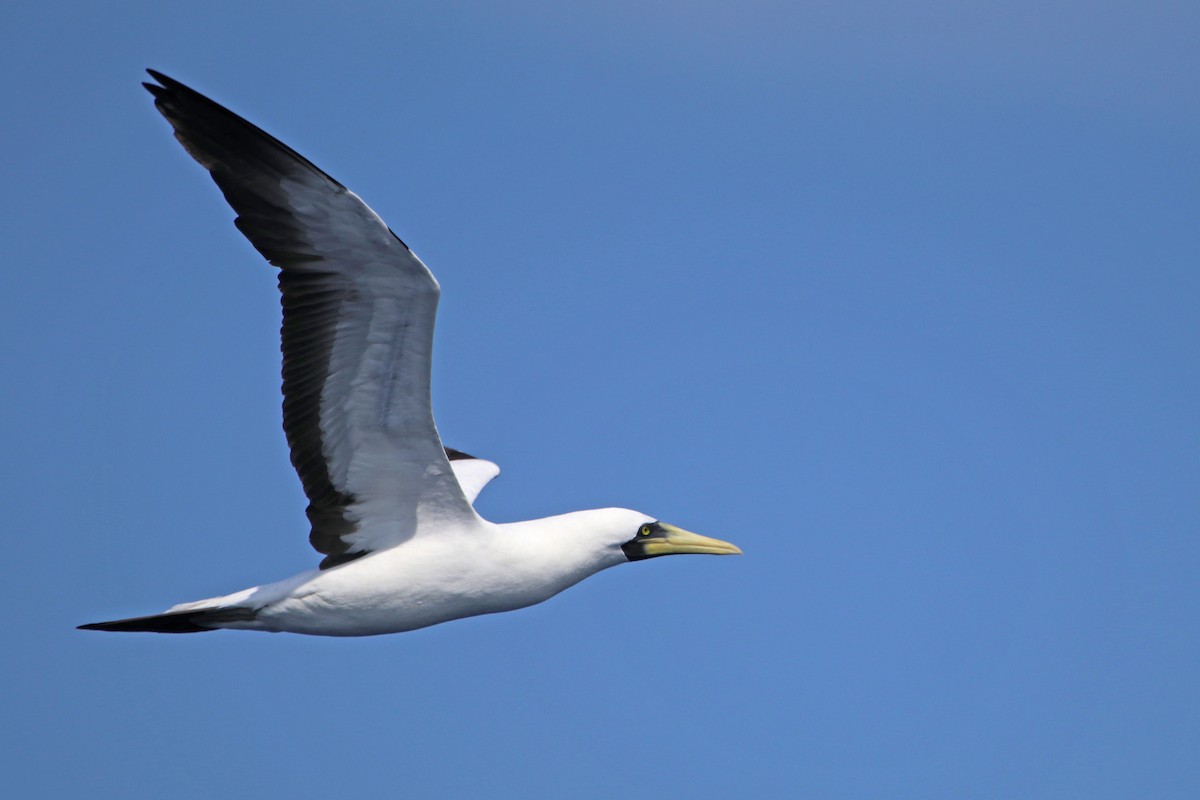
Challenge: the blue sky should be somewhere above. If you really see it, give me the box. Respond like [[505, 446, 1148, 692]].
[[2, 1, 1197, 797]]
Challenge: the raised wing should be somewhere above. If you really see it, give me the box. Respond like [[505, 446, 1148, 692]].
[[446, 448, 501, 505], [144, 71, 478, 568]]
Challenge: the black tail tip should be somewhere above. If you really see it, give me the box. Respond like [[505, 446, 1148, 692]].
[[77, 610, 217, 634]]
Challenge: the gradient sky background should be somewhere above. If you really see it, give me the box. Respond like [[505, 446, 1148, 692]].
[[3, 2, 1197, 797]]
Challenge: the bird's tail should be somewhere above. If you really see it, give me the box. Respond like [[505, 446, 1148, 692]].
[[77, 606, 257, 634]]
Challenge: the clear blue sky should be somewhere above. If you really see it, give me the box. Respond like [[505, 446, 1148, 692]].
[[3, 2, 1197, 797]]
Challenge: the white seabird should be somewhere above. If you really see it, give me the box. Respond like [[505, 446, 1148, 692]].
[[79, 71, 740, 637]]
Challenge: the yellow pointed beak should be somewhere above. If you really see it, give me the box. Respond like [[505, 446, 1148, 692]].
[[638, 523, 742, 558]]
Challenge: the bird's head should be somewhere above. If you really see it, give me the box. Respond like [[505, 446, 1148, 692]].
[[567, 508, 742, 565], [619, 518, 742, 561]]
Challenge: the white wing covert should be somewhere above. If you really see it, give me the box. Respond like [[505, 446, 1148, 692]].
[[144, 71, 478, 569], [446, 449, 501, 505]]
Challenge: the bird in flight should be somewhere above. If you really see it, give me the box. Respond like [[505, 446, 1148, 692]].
[[80, 71, 740, 637]]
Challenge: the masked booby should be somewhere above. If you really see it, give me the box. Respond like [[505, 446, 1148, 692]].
[[78, 71, 740, 637]]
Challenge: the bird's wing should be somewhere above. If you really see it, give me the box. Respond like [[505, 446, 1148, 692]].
[[144, 71, 479, 568], [446, 448, 501, 505]]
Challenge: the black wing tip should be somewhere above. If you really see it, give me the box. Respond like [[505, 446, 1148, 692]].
[[141, 68, 349, 193], [145, 69, 191, 91], [142, 71, 196, 114], [142, 69, 209, 108], [143, 69, 178, 96]]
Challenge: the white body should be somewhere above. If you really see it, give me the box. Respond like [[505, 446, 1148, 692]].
[[170, 509, 643, 637]]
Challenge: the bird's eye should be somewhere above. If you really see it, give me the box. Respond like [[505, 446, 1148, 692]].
[[640, 525, 652, 537]]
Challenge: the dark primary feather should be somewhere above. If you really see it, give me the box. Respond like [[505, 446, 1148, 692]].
[[144, 71, 363, 557], [142, 71, 466, 564]]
